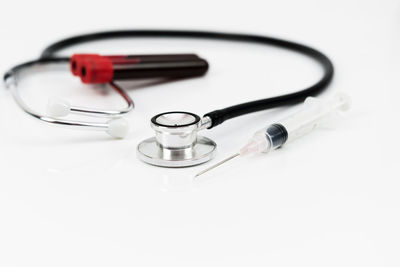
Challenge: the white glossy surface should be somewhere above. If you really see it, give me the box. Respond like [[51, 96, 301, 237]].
[[1, 0, 399, 266]]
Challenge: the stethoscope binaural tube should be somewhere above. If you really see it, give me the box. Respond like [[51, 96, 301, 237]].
[[3, 58, 135, 138]]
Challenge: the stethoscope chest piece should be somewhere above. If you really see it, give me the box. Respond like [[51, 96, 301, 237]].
[[137, 111, 216, 167]]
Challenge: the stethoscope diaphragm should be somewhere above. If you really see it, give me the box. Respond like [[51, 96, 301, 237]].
[[137, 111, 217, 167]]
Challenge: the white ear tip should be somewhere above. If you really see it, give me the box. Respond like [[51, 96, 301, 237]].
[[47, 98, 70, 117], [107, 118, 130, 139]]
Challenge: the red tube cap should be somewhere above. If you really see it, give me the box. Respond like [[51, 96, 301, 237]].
[[79, 56, 114, 84], [70, 54, 101, 76]]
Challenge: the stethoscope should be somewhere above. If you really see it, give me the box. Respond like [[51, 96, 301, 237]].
[[3, 30, 334, 167]]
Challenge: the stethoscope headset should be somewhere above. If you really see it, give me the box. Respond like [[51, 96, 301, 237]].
[[3, 30, 334, 167]]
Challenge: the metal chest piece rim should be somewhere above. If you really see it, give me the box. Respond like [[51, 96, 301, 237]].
[[137, 111, 217, 167]]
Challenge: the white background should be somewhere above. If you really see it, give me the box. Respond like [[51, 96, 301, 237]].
[[1, 0, 399, 266]]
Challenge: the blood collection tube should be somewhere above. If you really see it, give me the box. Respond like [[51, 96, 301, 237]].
[[70, 54, 208, 84]]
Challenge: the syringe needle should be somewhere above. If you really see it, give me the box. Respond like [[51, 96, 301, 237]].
[[194, 153, 240, 178]]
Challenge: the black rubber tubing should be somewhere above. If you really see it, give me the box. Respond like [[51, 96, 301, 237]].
[[8, 30, 335, 129]]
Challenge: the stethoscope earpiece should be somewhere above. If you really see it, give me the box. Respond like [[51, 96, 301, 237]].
[[5, 73, 134, 139], [47, 98, 71, 117], [107, 118, 130, 139], [46, 97, 130, 138]]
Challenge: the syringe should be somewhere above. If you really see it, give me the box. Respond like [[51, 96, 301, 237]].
[[195, 93, 351, 177]]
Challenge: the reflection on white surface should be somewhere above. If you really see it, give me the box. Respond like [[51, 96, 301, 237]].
[[158, 174, 195, 192]]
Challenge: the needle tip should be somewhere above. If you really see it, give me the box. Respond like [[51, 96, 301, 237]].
[[193, 153, 240, 178]]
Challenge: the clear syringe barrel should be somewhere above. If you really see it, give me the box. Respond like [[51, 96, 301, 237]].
[[280, 93, 351, 143], [239, 93, 351, 156]]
